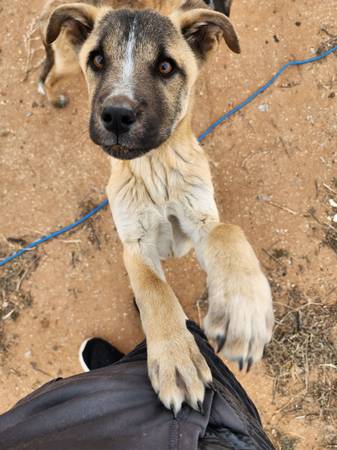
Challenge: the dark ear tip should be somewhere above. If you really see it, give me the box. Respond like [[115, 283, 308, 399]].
[[45, 32, 55, 46], [234, 43, 241, 54], [228, 38, 240, 54], [45, 33, 54, 46]]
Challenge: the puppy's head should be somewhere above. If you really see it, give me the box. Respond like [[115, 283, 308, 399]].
[[45, 1, 240, 160]]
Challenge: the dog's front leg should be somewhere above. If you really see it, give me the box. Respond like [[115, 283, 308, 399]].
[[173, 200, 274, 371], [123, 242, 212, 414]]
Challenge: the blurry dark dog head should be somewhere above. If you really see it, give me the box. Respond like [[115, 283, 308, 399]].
[[45, 0, 240, 160]]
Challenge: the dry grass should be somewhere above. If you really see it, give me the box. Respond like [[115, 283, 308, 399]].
[[265, 263, 337, 426], [317, 35, 337, 56], [325, 228, 337, 255], [77, 199, 105, 251], [270, 429, 298, 450], [0, 238, 41, 354]]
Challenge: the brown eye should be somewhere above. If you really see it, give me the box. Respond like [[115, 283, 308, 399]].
[[158, 59, 175, 77], [90, 52, 105, 71]]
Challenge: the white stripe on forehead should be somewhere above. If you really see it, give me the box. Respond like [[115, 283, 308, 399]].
[[123, 18, 137, 83], [111, 17, 137, 99]]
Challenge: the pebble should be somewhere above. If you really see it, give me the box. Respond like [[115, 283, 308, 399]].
[[256, 194, 272, 202], [0, 129, 11, 137], [258, 104, 269, 112]]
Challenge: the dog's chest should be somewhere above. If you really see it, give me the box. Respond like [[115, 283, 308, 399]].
[[131, 154, 184, 205], [154, 204, 193, 259], [109, 156, 197, 257], [108, 148, 217, 259]]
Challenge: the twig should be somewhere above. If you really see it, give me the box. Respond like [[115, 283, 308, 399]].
[[262, 248, 279, 262], [16, 268, 29, 291], [323, 183, 337, 196], [307, 208, 336, 231], [319, 364, 337, 370], [326, 287, 336, 298], [321, 27, 337, 39], [273, 302, 323, 333], [30, 362, 52, 377], [2, 310, 16, 321], [279, 137, 291, 158], [265, 200, 298, 216], [314, 179, 320, 199]]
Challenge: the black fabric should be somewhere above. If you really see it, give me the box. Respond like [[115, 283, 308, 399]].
[[82, 338, 124, 370], [0, 322, 275, 450]]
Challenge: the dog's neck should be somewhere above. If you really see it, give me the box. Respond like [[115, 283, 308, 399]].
[[120, 111, 200, 176]]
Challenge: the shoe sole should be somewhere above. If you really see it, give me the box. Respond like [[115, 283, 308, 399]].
[[78, 338, 93, 373]]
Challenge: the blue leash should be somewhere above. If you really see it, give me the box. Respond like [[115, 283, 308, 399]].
[[1, 45, 337, 268]]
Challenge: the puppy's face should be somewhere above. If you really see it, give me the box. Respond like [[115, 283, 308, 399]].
[[45, 2, 240, 160], [82, 10, 198, 160]]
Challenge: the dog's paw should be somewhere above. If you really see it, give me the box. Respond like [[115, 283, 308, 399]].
[[38, 81, 46, 96], [38, 82, 69, 108], [147, 329, 212, 416], [52, 94, 69, 108], [204, 268, 274, 371]]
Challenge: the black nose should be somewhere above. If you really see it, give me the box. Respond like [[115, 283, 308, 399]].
[[101, 106, 136, 135]]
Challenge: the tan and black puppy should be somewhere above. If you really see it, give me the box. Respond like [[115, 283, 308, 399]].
[[40, 0, 274, 414]]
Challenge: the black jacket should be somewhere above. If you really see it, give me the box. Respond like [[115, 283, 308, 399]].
[[0, 323, 275, 450]]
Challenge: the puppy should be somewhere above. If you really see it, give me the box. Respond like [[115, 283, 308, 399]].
[[39, 0, 274, 414]]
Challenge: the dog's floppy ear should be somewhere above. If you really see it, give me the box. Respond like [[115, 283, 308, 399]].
[[173, 7, 240, 58], [181, 0, 234, 17], [45, 3, 98, 47]]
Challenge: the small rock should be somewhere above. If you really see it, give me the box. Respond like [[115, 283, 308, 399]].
[[329, 199, 337, 208], [25, 111, 33, 117], [256, 194, 272, 202], [0, 129, 10, 137], [258, 103, 269, 112]]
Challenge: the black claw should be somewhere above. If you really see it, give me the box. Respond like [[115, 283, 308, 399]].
[[170, 402, 177, 419], [239, 358, 244, 371], [197, 400, 205, 415], [215, 335, 226, 353], [247, 357, 253, 373]]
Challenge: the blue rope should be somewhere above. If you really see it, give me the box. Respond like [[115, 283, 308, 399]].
[[198, 45, 337, 141], [1, 45, 337, 268], [0, 200, 109, 266]]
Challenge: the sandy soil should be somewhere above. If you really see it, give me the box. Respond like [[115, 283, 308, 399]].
[[0, 1, 336, 448]]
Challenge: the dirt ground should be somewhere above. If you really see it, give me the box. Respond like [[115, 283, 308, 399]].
[[0, 0, 336, 448]]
